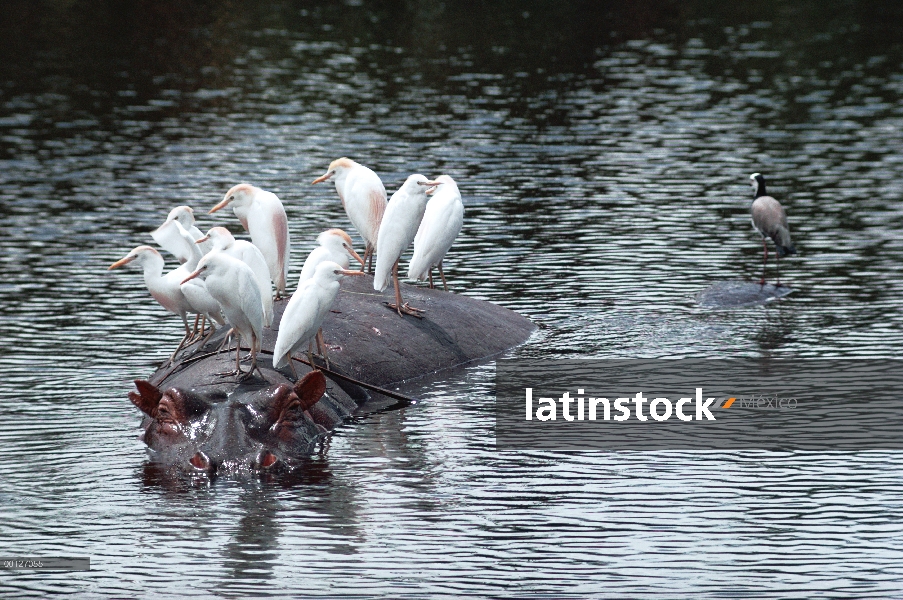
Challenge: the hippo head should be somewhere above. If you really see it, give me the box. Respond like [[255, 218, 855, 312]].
[[129, 372, 328, 475]]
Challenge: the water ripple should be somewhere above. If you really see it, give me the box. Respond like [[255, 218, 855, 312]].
[[1, 2, 903, 597]]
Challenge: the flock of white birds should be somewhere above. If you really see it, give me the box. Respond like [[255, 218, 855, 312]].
[[109, 157, 465, 380]]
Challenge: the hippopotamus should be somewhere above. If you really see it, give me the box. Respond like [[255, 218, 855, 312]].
[[130, 275, 535, 475]]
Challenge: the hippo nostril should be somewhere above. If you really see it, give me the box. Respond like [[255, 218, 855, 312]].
[[189, 451, 212, 472], [257, 450, 279, 470]]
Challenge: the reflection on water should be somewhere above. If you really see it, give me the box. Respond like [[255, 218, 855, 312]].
[[1, 0, 903, 596]]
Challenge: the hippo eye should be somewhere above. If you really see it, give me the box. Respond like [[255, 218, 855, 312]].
[[275, 397, 303, 426], [156, 406, 176, 424]]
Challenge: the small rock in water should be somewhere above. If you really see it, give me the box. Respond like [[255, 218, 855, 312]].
[[696, 280, 793, 309]]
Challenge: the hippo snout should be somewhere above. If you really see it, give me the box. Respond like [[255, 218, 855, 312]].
[[189, 451, 214, 474]]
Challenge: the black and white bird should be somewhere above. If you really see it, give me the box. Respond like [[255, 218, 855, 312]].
[[749, 173, 796, 285]]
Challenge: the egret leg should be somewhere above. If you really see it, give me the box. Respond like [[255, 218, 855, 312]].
[[776, 252, 781, 287], [195, 322, 217, 351], [217, 328, 235, 352], [169, 314, 194, 364], [213, 332, 240, 376], [169, 334, 191, 364], [438, 261, 448, 292], [307, 341, 318, 372], [361, 246, 371, 273], [189, 314, 201, 341], [187, 315, 206, 345], [386, 260, 424, 317], [428, 269, 434, 289], [216, 334, 243, 377], [316, 329, 330, 370], [238, 334, 263, 381], [192, 315, 205, 342], [392, 260, 403, 316], [760, 238, 768, 285], [250, 351, 262, 379], [367, 244, 375, 274], [288, 355, 299, 379]]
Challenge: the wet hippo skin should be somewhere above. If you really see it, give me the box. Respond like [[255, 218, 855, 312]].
[[131, 275, 536, 473]]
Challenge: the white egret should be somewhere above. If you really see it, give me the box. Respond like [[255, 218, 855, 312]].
[[297, 229, 364, 285], [373, 174, 439, 316], [173, 221, 225, 341], [209, 184, 290, 298], [296, 228, 365, 356], [182, 252, 264, 380], [273, 261, 363, 376], [408, 175, 464, 291], [109, 245, 196, 363], [197, 226, 274, 328], [311, 158, 387, 272], [151, 205, 212, 263]]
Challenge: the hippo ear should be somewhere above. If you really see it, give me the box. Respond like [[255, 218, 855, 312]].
[[129, 380, 163, 417], [293, 371, 326, 411]]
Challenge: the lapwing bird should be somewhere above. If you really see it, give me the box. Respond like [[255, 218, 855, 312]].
[[749, 173, 796, 285]]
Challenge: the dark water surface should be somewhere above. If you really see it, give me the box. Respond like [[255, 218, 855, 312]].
[[2, 1, 903, 596]]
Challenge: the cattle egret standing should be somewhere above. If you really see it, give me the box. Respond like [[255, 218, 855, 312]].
[[373, 174, 439, 316], [173, 221, 225, 341], [182, 252, 265, 380], [408, 175, 464, 291], [311, 158, 387, 272], [298, 229, 364, 285], [296, 228, 365, 356], [151, 205, 212, 263], [109, 246, 196, 363], [273, 261, 363, 376], [197, 226, 274, 328], [209, 184, 290, 298], [749, 173, 796, 285]]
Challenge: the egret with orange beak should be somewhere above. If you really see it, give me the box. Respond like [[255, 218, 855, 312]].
[[172, 221, 225, 342], [273, 261, 364, 376], [311, 158, 387, 272], [296, 228, 365, 356], [373, 174, 440, 316], [197, 226, 274, 327], [209, 184, 290, 298], [182, 252, 264, 380], [109, 246, 197, 363], [297, 229, 364, 285], [151, 205, 212, 262], [408, 175, 464, 291]]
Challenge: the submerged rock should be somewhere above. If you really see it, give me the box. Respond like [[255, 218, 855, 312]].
[[696, 280, 793, 309]]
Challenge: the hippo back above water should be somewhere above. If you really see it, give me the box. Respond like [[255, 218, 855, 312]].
[[131, 275, 536, 475]]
